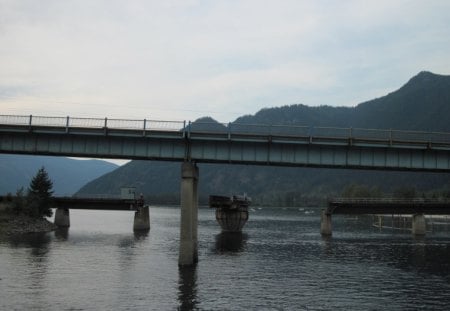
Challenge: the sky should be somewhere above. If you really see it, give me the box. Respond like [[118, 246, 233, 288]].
[[1, 0, 450, 124]]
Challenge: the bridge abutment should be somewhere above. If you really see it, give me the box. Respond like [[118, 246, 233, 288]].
[[320, 210, 332, 236], [179, 162, 199, 266], [412, 214, 426, 235], [54, 208, 70, 227], [133, 206, 150, 231]]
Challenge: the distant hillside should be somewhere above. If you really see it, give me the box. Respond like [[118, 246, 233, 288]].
[[235, 71, 450, 131], [0, 155, 118, 196], [77, 71, 450, 205]]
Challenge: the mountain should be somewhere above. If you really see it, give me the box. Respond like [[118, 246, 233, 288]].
[[0, 155, 118, 196], [76, 71, 450, 205], [235, 71, 450, 131]]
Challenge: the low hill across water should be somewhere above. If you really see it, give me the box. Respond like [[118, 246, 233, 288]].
[[76, 71, 450, 205], [0, 155, 118, 196]]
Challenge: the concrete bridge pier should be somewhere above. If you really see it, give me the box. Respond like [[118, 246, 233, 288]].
[[320, 210, 332, 236], [179, 162, 199, 266], [412, 214, 426, 235], [54, 208, 70, 227], [133, 206, 150, 231]]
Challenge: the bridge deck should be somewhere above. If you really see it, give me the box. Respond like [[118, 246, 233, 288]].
[[2, 115, 450, 171], [54, 197, 137, 211], [328, 198, 450, 215]]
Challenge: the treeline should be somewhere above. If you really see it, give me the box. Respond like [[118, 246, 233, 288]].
[[0, 167, 54, 218]]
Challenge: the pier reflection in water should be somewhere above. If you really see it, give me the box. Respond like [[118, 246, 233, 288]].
[[214, 232, 248, 253], [1, 208, 450, 310], [178, 266, 198, 311]]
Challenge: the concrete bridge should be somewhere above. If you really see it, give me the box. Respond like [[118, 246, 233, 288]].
[[2, 114, 450, 265]]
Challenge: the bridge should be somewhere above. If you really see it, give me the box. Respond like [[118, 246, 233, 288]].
[[54, 197, 137, 211], [1, 115, 450, 171], [2, 114, 450, 265], [322, 198, 450, 236], [52, 195, 150, 231]]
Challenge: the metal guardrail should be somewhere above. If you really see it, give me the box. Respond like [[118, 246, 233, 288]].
[[0, 115, 186, 132], [330, 198, 450, 204], [1, 114, 450, 145]]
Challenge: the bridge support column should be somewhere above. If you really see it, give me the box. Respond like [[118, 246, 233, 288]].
[[320, 210, 332, 236], [54, 208, 70, 227], [133, 206, 150, 231], [412, 214, 426, 236], [179, 162, 199, 266]]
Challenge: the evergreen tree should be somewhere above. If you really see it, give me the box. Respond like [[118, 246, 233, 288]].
[[27, 167, 54, 217]]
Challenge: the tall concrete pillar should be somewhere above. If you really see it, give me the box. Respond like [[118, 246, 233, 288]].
[[192, 165, 199, 263], [179, 162, 199, 266], [133, 206, 150, 231], [412, 214, 426, 236], [54, 208, 70, 227], [320, 210, 332, 236]]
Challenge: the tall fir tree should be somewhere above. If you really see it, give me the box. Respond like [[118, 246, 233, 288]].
[[27, 167, 54, 217]]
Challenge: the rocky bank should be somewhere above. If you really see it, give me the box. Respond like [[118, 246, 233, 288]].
[[0, 215, 57, 235]]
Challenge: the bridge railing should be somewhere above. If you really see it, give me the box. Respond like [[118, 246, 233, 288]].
[[0, 115, 186, 132], [2, 114, 450, 145], [312, 127, 351, 139], [330, 197, 450, 204], [185, 121, 311, 137], [352, 128, 390, 140]]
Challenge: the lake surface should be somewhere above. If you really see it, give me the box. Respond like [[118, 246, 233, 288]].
[[1, 207, 450, 310]]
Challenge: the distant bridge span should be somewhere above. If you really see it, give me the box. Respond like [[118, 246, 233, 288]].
[[320, 198, 450, 236], [1, 114, 450, 171], [2, 114, 450, 266], [54, 197, 137, 211]]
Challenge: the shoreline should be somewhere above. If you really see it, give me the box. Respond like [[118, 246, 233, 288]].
[[0, 214, 57, 235]]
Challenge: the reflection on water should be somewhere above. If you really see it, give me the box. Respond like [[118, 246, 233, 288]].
[[54, 227, 69, 240], [178, 266, 198, 311], [1, 208, 450, 310], [214, 232, 248, 253], [133, 230, 149, 241], [320, 234, 334, 256], [6, 232, 51, 255]]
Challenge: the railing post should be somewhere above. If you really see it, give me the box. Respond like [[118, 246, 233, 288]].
[[187, 121, 191, 139], [309, 126, 313, 143], [143, 119, 147, 136], [228, 122, 231, 140], [349, 127, 353, 146], [65, 116, 70, 133], [104, 117, 108, 135], [28, 114, 33, 131], [389, 129, 393, 146]]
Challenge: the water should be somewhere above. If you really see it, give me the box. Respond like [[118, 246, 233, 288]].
[[1, 207, 450, 310]]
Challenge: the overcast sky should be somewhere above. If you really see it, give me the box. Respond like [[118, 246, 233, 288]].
[[1, 0, 450, 123]]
